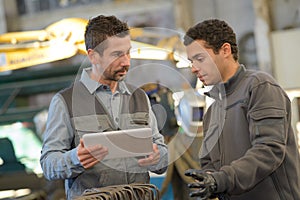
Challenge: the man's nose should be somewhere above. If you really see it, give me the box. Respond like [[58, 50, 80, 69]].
[[120, 54, 130, 66], [191, 64, 198, 73]]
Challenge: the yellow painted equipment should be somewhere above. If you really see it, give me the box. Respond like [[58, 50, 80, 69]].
[[0, 18, 182, 73], [0, 18, 87, 72]]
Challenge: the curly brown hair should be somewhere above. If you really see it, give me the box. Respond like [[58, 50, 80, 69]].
[[184, 19, 238, 61], [84, 15, 129, 54]]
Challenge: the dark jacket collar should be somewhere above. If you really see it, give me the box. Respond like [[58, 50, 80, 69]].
[[205, 65, 246, 100]]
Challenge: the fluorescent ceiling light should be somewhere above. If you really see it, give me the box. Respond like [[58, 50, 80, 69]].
[[130, 41, 170, 60]]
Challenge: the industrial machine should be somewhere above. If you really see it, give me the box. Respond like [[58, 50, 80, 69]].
[[0, 18, 187, 73]]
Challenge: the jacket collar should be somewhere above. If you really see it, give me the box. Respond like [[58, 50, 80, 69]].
[[80, 67, 131, 95], [205, 65, 246, 100]]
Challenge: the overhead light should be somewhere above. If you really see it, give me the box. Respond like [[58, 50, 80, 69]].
[[130, 41, 170, 60], [172, 50, 190, 68], [130, 40, 191, 68], [0, 189, 31, 199], [285, 89, 300, 100], [130, 48, 170, 60]]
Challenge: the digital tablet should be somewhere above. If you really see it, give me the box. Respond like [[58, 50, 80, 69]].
[[82, 127, 153, 160]]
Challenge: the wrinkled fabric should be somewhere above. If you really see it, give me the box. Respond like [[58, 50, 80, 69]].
[[201, 65, 300, 200]]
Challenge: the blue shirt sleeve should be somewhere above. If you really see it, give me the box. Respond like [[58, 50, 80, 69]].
[[40, 93, 85, 180]]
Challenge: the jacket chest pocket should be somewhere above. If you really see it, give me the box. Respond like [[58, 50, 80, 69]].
[[72, 115, 111, 138], [120, 112, 149, 129]]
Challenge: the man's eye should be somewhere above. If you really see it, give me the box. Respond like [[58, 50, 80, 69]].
[[196, 57, 205, 63], [112, 52, 123, 57]]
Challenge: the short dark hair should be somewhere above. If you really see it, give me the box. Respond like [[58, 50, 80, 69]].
[[84, 15, 129, 54], [184, 19, 238, 61]]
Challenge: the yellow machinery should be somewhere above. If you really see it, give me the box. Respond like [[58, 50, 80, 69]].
[[0, 18, 87, 72], [0, 18, 186, 73]]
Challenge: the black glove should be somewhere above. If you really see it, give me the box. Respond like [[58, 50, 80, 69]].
[[185, 169, 217, 199]]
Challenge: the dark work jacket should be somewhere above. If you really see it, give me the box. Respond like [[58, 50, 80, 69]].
[[59, 81, 152, 199], [201, 65, 300, 200]]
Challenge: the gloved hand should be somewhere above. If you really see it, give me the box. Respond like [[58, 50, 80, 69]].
[[185, 169, 217, 199]]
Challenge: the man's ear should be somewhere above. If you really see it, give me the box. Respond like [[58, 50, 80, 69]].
[[221, 43, 232, 58], [87, 49, 97, 64]]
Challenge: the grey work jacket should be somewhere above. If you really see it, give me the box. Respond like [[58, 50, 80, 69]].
[[201, 65, 300, 200]]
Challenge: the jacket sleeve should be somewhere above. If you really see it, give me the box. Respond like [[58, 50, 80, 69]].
[[213, 80, 289, 194], [40, 93, 85, 180]]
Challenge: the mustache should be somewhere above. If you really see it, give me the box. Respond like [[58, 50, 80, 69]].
[[115, 66, 129, 72]]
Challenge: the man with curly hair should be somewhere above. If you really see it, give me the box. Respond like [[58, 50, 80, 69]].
[[184, 19, 300, 200]]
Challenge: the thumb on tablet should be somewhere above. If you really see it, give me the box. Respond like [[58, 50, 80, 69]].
[[80, 139, 85, 148], [153, 143, 159, 152]]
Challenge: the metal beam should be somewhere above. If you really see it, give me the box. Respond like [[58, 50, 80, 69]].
[[0, 106, 46, 125], [174, 0, 194, 31], [252, 0, 273, 74], [0, 88, 20, 115]]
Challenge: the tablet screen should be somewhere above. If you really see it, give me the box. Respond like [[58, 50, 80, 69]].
[[82, 128, 153, 160]]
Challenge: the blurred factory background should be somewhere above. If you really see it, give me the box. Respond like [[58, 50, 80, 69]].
[[0, 0, 300, 199]]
